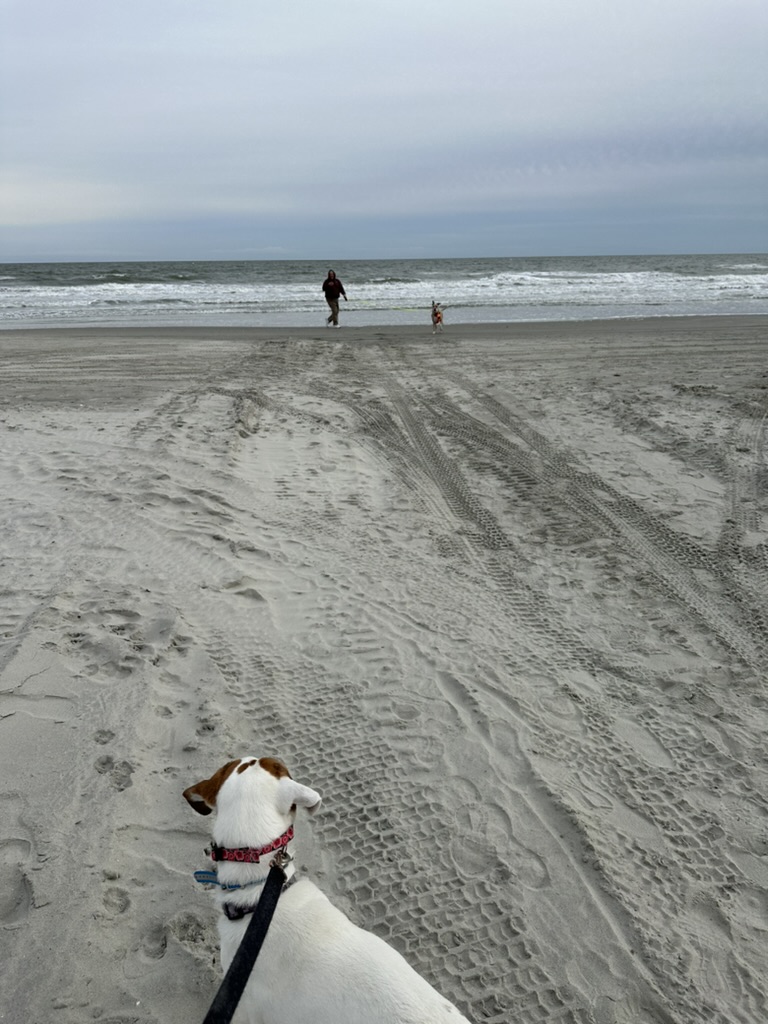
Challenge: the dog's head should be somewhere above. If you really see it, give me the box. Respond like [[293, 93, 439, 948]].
[[183, 757, 321, 843]]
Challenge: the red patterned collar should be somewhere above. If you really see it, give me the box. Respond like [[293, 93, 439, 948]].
[[210, 825, 294, 864]]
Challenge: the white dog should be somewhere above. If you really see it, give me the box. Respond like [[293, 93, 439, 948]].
[[184, 756, 472, 1024]]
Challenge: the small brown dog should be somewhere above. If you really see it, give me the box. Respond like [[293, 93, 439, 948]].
[[431, 301, 444, 333]]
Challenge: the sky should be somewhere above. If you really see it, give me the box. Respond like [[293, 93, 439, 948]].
[[1, 0, 766, 261]]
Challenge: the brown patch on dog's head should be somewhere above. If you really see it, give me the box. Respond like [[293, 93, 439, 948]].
[[184, 755, 318, 820], [258, 756, 291, 780], [183, 759, 240, 815]]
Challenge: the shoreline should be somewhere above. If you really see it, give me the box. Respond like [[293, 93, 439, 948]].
[[2, 311, 767, 338]]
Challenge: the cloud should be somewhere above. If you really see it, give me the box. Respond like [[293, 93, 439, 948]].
[[1, 0, 766, 258]]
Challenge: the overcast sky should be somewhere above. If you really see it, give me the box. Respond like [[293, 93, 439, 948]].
[[1, 0, 766, 261]]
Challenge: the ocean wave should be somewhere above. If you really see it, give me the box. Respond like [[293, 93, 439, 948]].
[[2, 254, 766, 328]]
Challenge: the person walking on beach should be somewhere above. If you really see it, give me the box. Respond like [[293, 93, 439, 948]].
[[322, 269, 347, 327]]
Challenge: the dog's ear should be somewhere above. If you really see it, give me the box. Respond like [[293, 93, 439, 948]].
[[275, 777, 322, 816], [183, 759, 240, 815]]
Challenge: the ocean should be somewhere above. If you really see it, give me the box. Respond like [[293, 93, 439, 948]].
[[1, 254, 767, 329]]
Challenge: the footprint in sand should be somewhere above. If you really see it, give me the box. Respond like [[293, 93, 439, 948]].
[[0, 795, 35, 927], [0, 839, 34, 925], [102, 886, 131, 916], [221, 575, 267, 602], [140, 921, 169, 961], [441, 779, 551, 889], [94, 754, 135, 791], [168, 909, 215, 957]]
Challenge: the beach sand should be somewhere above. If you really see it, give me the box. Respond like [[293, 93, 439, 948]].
[[1, 316, 767, 1024]]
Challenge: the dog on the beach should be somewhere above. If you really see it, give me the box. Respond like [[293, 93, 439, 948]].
[[431, 300, 445, 333], [184, 756, 472, 1024]]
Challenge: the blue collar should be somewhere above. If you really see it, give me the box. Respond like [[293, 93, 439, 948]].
[[194, 868, 269, 892]]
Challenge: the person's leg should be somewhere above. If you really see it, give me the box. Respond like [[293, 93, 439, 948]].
[[329, 298, 339, 325]]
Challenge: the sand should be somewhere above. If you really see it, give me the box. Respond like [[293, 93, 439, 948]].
[[1, 316, 767, 1024]]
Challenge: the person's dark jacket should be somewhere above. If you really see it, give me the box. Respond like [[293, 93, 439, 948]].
[[322, 276, 346, 301]]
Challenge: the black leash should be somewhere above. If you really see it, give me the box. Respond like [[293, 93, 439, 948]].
[[202, 859, 287, 1024]]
